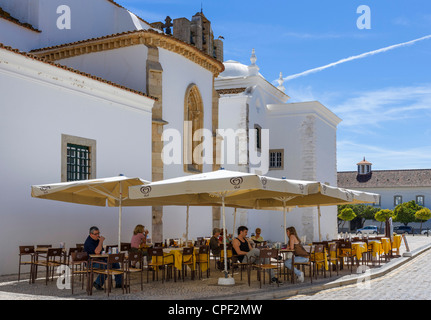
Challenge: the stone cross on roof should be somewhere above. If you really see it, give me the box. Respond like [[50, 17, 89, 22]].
[[162, 16, 173, 35]]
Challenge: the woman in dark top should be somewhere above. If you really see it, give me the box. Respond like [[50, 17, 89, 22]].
[[284, 226, 309, 283]]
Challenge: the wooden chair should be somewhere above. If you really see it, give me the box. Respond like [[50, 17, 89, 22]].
[[33, 248, 65, 285], [121, 243, 131, 252], [231, 249, 251, 284], [126, 250, 144, 292], [147, 248, 175, 283], [327, 243, 339, 277], [219, 243, 232, 270], [292, 245, 314, 284], [311, 244, 326, 279], [66, 247, 83, 266], [76, 244, 84, 250], [195, 245, 210, 279], [18, 246, 35, 283], [180, 247, 195, 281], [338, 242, 354, 274], [90, 253, 126, 296], [69, 251, 89, 294], [255, 248, 279, 288]]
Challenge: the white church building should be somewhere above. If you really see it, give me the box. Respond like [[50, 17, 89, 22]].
[[0, 0, 341, 275]]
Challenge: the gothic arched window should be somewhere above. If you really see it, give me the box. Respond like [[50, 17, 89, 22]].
[[184, 84, 204, 173]]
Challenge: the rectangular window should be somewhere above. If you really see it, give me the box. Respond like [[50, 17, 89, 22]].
[[373, 195, 381, 207], [269, 149, 284, 170], [254, 124, 262, 152], [417, 195, 425, 206], [61, 134, 96, 182], [394, 195, 402, 207], [67, 144, 90, 181]]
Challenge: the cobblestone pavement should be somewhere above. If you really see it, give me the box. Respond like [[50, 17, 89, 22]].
[[288, 240, 431, 300], [1, 235, 430, 300]]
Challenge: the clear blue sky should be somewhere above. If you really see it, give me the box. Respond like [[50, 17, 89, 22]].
[[117, 0, 431, 172]]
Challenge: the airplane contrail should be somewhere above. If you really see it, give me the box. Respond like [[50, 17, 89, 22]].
[[282, 34, 431, 82]]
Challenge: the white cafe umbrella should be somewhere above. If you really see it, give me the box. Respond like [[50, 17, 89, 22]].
[[129, 169, 318, 285], [230, 183, 379, 242], [31, 175, 151, 249]]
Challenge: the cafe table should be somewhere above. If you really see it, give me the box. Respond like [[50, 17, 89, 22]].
[[152, 247, 208, 272], [351, 242, 368, 261], [380, 238, 391, 254], [367, 239, 384, 257], [392, 235, 402, 255]]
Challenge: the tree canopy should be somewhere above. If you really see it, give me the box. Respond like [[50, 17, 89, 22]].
[[415, 207, 431, 232], [393, 200, 423, 226], [337, 207, 357, 228]]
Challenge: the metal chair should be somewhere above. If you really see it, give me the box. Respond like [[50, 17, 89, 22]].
[[255, 248, 279, 288], [195, 245, 210, 279], [327, 243, 339, 277], [292, 245, 314, 284], [126, 250, 144, 292], [180, 247, 195, 281], [147, 248, 175, 283], [32, 248, 65, 285], [18, 245, 35, 283], [90, 253, 126, 296], [311, 244, 326, 279], [69, 251, 89, 294]]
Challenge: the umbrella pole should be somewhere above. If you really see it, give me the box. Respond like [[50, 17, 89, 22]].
[[318, 205, 322, 242], [217, 193, 234, 286], [118, 182, 122, 250], [222, 196, 228, 277], [283, 201, 287, 245], [186, 205, 189, 244], [232, 208, 237, 239]]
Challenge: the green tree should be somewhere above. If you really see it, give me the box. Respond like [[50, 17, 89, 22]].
[[338, 204, 380, 228], [375, 209, 394, 233], [415, 208, 431, 233], [393, 200, 423, 226], [338, 208, 357, 229]]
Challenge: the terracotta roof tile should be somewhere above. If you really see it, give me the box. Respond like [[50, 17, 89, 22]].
[[0, 43, 156, 101], [337, 169, 431, 188], [0, 7, 41, 32]]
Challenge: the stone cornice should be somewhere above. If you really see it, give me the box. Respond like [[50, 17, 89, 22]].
[[216, 87, 247, 95], [267, 101, 342, 129], [0, 44, 155, 114], [30, 30, 225, 76]]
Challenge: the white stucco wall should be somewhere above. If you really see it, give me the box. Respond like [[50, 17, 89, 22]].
[[0, 19, 40, 51], [0, 0, 153, 49], [158, 48, 215, 241], [57, 45, 149, 94], [0, 48, 153, 275]]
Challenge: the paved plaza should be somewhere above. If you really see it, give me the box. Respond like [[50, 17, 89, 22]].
[[1, 235, 431, 300]]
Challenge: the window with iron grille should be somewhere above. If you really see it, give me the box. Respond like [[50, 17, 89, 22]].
[[394, 195, 402, 207], [416, 195, 425, 206], [67, 144, 90, 181], [269, 149, 284, 170]]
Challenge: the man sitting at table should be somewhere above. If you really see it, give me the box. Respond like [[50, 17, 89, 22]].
[[210, 228, 223, 270], [84, 226, 124, 291], [232, 226, 281, 284]]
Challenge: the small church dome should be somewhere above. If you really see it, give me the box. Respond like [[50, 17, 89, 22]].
[[219, 60, 250, 78]]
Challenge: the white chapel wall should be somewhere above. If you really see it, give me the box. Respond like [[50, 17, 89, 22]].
[[0, 49, 153, 275]]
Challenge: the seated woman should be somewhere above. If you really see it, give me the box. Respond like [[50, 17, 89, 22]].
[[130, 224, 150, 261], [284, 226, 309, 283]]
